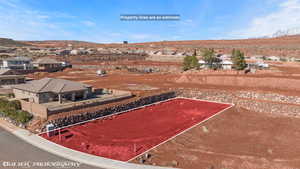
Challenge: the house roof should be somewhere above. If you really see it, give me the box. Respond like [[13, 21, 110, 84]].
[[0, 69, 12, 75], [13, 78, 91, 94], [0, 69, 20, 75], [32, 57, 61, 64], [198, 60, 206, 64], [221, 60, 233, 65], [5, 56, 32, 61]]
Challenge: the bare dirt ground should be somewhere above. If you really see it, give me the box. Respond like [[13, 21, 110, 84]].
[[27, 61, 300, 169], [133, 107, 300, 169]]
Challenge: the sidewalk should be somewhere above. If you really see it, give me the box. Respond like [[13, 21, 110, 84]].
[[0, 119, 176, 169]]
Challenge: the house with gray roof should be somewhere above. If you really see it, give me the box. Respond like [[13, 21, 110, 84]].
[[32, 57, 63, 70], [12, 78, 92, 104], [12, 78, 133, 119], [0, 69, 25, 85]]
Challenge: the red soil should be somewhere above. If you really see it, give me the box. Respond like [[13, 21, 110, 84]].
[[40, 98, 231, 161]]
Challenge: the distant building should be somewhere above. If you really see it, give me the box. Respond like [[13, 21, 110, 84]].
[[198, 60, 206, 69], [58, 50, 71, 56], [247, 62, 269, 69], [32, 57, 63, 70], [267, 56, 280, 61], [217, 54, 231, 61], [70, 49, 79, 55], [0, 69, 25, 86], [221, 60, 233, 70], [0, 47, 16, 53], [60, 61, 72, 68], [1, 56, 33, 70]]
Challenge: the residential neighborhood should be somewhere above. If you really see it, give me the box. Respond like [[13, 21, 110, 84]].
[[1, 1, 300, 169]]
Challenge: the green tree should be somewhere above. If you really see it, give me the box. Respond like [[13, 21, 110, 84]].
[[232, 49, 247, 70], [202, 48, 221, 69], [183, 51, 199, 71]]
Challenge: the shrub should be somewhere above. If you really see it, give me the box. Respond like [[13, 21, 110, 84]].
[[0, 99, 32, 124], [16, 111, 33, 124]]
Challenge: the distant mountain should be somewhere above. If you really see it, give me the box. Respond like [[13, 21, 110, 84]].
[[0, 38, 30, 47], [270, 28, 300, 38]]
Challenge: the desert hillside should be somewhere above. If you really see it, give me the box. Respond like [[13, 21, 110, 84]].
[[19, 35, 300, 58], [0, 38, 30, 47]]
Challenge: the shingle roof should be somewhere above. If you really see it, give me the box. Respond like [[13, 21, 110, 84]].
[[0, 69, 20, 75], [5, 56, 32, 61], [13, 78, 91, 93], [0, 69, 12, 75], [32, 57, 61, 64]]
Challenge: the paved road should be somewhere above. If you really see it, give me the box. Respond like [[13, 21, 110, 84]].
[[0, 127, 104, 169]]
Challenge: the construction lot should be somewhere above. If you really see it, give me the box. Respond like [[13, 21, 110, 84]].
[[40, 98, 231, 162], [29, 61, 300, 169]]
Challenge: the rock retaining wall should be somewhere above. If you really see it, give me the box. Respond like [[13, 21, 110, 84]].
[[73, 64, 182, 73], [176, 75, 300, 91], [45, 91, 176, 130], [179, 89, 300, 118]]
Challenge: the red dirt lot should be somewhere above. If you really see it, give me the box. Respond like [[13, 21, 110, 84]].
[[136, 107, 300, 169], [40, 98, 231, 161]]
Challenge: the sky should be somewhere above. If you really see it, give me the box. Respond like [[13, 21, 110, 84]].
[[0, 0, 299, 43]]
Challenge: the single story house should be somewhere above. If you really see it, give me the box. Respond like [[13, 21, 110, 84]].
[[0, 69, 25, 85], [12, 78, 92, 104], [32, 57, 63, 70]]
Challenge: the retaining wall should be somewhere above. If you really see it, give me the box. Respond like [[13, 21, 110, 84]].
[[73, 64, 182, 72], [176, 75, 300, 91], [45, 91, 176, 130], [179, 89, 300, 118]]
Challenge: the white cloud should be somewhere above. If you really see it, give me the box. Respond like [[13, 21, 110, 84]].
[[130, 34, 152, 40], [230, 0, 300, 38], [81, 20, 96, 27], [0, 0, 77, 40]]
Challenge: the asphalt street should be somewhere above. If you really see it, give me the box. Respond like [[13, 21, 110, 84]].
[[0, 126, 104, 169]]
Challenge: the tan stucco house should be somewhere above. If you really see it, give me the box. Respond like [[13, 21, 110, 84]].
[[12, 78, 92, 104], [32, 57, 62, 70]]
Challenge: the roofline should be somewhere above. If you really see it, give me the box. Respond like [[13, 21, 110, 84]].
[[13, 87, 90, 94]]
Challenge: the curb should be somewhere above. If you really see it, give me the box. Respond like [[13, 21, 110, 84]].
[[11, 129, 176, 169]]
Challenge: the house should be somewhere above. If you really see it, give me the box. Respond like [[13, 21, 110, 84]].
[[198, 60, 207, 69], [0, 69, 25, 85], [61, 61, 72, 68], [256, 62, 269, 68], [221, 60, 233, 70], [0, 47, 16, 53], [217, 54, 231, 61], [267, 56, 280, 61], [12, 78, 133, 119], [70, 49, 79, 55], [250, 55, 264, 61], [1, 56, 33, 70], [32, 57, 63, 70], [60, 49, 71, 56], [12, 78, 92, 104]]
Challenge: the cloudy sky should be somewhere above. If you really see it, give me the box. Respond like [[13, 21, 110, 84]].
[[0, 0, 299, 42]]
